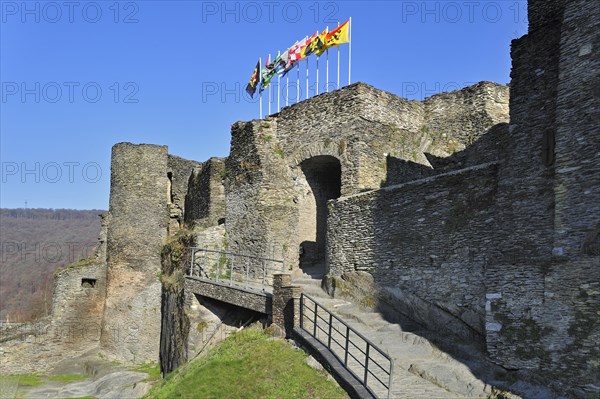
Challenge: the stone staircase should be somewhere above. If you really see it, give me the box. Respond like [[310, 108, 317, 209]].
[[292, 268, 515, 399]]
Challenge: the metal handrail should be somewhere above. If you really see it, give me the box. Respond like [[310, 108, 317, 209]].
[[188, 247, 284, 263], [300, 293, 394, 399], [186, 247, 285, 291]]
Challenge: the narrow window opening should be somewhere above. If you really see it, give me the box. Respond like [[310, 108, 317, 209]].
[[167, 172, 174, 204], [542, 129, 555, 166], [81, 278, 97, 288]]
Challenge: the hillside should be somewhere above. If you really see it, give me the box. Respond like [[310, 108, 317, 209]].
[[145, 329, 347, 399], [0, 208, 105, 322]]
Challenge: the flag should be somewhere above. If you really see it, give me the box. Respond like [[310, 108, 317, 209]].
[[260, 55, 278, 91], [318, 19, 350, 55], [288, 37, 307, 64], [275, 50, 290, 75], [311, 28, 329, 57], [280, 38, 307, 77], [245, 60, 260, 98], [315, 28, 329, 57], [301, 32, 319, 58]]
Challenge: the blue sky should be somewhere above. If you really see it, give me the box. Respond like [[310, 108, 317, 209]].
[[0, 0, 528, 210]]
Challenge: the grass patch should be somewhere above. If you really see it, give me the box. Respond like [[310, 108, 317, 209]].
[[144, 330, 348, 399], [0, 373, 45, 399], [134, 362, 161, 382], [47, 374, 89, 383], [54, 254, 96, 276], [0, 373, 44, 387]]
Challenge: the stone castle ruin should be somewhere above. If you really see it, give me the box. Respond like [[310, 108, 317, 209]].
[[6, 0, 597, 397]]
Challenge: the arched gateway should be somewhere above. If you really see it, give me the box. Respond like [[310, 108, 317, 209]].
[[297, 155, 342, 276]]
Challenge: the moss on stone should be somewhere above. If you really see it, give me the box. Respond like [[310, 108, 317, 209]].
[[273, 144, 285, 159], [53, 254, 97, 276], [196, 322, 208, 333]]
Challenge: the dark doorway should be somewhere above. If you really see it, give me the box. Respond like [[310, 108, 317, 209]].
[[298, 156, 342, 277]]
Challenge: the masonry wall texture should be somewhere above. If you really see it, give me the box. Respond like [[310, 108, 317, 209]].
[[225, 82, 509, 269], [184, 157, 226, 229], [52, 263, 106, 343], [184, 278, 271, 315], [100, 143, 169, 363], [167, 155, 202, 234], [50, 213, 109, 349], [272, 274, 301, 338], [328, 163, 499, 341], [325, 0, 599, 396], [485, 0, 600, 395]]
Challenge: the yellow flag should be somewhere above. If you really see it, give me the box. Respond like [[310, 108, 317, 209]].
[[314, 28, 330, 57], [325, 19, 350, 47]]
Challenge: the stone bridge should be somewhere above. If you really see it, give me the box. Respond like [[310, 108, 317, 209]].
[[184, 276, 272, 315]]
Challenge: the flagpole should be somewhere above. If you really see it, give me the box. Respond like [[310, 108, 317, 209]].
[[348, 17, 352, 85], [259, 57, 262, 119], [296, 62, 300, 104], [337, 21, 340, 89], [316, 55, 319, 95], [337, 45, 340, 89], [268, 53, 271, 116], [326, 49, 329, 93], [286, 74, 289, 107], [277, 50, 281, 112], [305, 58, 309, 100], [324, 26, 329, 93]]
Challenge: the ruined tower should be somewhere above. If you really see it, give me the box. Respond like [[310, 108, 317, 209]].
[[100, 143, 169, 363]]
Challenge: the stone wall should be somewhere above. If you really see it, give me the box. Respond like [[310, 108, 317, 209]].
[[167, 155, 202, 234], [321, 0, 598, 395], [385, 122, 509, 186], [328, 163, 499, 340], [52, 262, 106, 343], [184, 278, 271, 315], [51, 213, 109, 345], [184, 157, 226, 229], [528, 0, 566, 32], [225, 119, 298, 265], [423, 81, 509, 155], [225, 82, 508, 269], [100, 143, 169, 363], [553, 0, 599, 260], [485, 0, 600, 395]]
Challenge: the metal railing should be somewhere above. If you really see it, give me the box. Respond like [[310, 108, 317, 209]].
[[300, 293, 394, 399], [187, 247, 285, 292]]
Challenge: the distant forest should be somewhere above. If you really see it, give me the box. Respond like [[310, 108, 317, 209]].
[[0, 208, 105, 322]]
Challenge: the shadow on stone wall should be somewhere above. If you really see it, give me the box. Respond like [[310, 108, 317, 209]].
[[383, 123, 509, 187]]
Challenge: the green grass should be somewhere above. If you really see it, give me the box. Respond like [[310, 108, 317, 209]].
[[134, 362, 161, 382], [144, 330, 348, 399], [53, 255, 96, 276], [0, 373, 45, 399], [0, 373, 44, 387]]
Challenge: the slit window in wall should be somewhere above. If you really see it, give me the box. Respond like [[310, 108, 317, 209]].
[[167, 172, 174, 204], [81, 278, 97, 288], [542, 128, 555, 166]]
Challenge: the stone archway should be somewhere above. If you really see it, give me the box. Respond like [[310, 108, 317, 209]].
[[297, 155, 342, 277]]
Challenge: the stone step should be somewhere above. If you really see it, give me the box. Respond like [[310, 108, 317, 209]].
[[292, 277, 494, 398]]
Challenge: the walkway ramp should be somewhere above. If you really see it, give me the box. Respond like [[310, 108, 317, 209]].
[[294, 275, 497, 399]]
